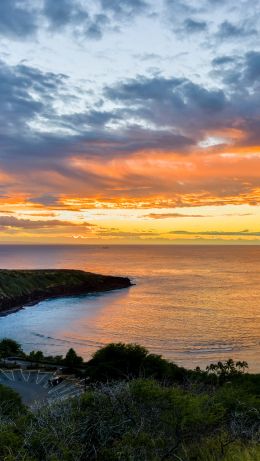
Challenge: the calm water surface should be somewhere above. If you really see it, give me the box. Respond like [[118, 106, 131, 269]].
[[0, 245, 260, 371]]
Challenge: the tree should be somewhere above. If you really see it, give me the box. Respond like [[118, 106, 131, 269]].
[[0, 338, 22, 359], [206, 359, 248, 383], [29, 350, 44, 363], [85, 343, 185, 382], [87, 343, 149, 381], [64, 348, 83, 369]]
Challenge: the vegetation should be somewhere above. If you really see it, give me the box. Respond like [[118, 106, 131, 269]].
[[0, 338, 22, 359], [0, 338, 84, 371], [0, 269, 131, 314], [0, 340, 260, 460], [64, 348, 84, 370], [85, 342, 188, 383], [0, 384, 25, 417]]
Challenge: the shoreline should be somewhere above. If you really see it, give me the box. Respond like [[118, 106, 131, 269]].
[[0, 269, 132, 317], [0, 287, 132, 317]]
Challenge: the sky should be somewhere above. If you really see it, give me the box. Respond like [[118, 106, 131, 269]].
[[0, 0, 259, 244]]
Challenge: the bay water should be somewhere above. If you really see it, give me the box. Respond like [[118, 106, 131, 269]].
[[0, 245, 260, 371]]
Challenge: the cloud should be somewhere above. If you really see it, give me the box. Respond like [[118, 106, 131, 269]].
[[104, 52, 260, 150], [224, 213, 253, 217], [24, 213, 57, 217], [43, 0, 87, 30], [1, 0, 259, 46], [0, 49, 259, 208], [96, 229, 158, 238], [104, 74, 227, 139], [245, 52, 260, 83], [0, 215, 94, 230], [164, 0, 260, 50], [143, 213, 210, 219], [36, 0, 113, 41], [43, 0, 111, 40], [165, 0, 196, 20], [105, 75, 184, 102], [27, 195, 61, 207], [112, 75, 226, 112], [169, 230, 260, 236], [0, 0, 38, 39], [144, 212, 254, 219], [182, 18, 208, 33], [0, 59, 77, 178], [99, 0, 149, 18], [216, 20, 257, 40], [0, 0, 150, 42], [0, 0, 259, 243], [212, 56, 236, 66], [0, 59, 66, 133]]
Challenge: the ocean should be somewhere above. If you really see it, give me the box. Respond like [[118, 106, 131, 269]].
[[0, 244, 260, 371]]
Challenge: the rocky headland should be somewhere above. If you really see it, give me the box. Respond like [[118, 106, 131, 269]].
[[0, 269, 132, 315]]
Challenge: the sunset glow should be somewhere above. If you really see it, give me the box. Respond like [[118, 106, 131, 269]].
[[0, 0, 259, 244]]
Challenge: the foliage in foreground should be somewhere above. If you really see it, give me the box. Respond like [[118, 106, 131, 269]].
[[1, 341, 260, 460], [1, 378, 260, 460]]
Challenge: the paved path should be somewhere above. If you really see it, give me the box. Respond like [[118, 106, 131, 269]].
[[0, 369, 84, 407]]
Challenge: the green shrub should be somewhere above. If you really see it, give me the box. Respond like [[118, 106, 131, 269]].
[[0, 384, 25, 417], [85, 342, 188, 383], [0, 338, 22, 359]]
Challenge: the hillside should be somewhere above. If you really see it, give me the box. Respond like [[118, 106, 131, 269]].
[[0, 269, 131, 314]]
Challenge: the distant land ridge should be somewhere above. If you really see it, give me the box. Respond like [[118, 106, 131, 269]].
[[0, 269, 131, 315]]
